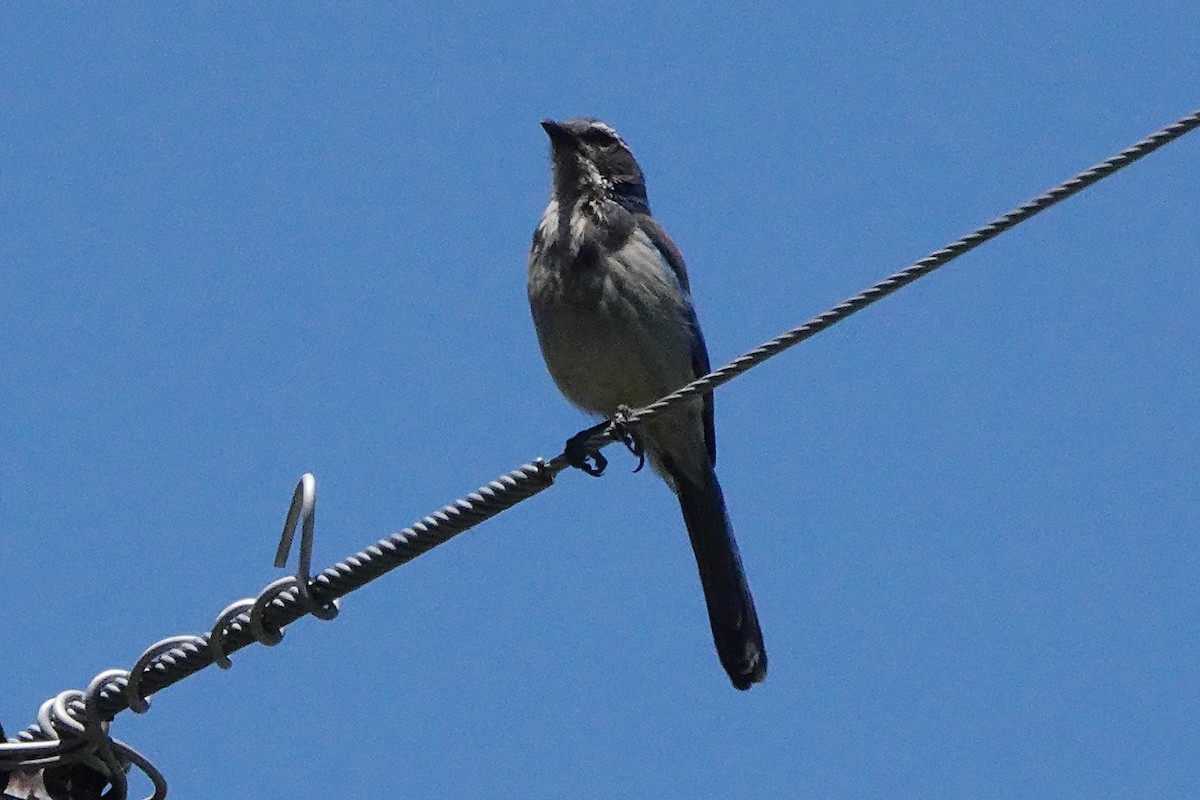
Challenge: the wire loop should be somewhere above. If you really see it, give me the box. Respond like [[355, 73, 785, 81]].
[[125, 637, 205, 713], [4, 675, 167, 799], [209, 599, 256, 669], [248, 576, 298, 646]]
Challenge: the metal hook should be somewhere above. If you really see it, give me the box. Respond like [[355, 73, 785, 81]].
[[275, 473, 339, 620], [275, 473, 315, 573]]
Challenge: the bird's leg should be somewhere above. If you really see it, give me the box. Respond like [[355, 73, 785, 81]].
[[611, 405, 646, 473], [564, 420, 610, 477]]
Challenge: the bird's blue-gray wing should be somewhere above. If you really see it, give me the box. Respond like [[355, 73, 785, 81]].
[[635, 213, 717, 465]]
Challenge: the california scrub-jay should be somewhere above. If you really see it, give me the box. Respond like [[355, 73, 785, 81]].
[[527, 118, 766, 690]]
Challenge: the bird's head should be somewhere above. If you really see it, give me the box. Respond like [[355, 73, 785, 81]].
[[541, 118, 649, 214]]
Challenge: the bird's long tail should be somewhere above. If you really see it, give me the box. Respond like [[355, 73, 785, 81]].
[[674, 466, 767, 690]]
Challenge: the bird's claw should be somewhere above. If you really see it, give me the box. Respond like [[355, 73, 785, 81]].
[[613, 406, 646, 473], [565, 420, 611, 477]]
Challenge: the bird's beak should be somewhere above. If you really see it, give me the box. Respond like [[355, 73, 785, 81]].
[[541, 119, 574, 148]]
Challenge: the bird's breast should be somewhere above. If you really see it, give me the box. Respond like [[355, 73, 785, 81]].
[[528, 228, 697, 417]]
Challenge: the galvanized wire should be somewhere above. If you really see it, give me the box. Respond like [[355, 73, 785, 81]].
[[625, 107, 1200, 427], [7, 460, 557, 744]]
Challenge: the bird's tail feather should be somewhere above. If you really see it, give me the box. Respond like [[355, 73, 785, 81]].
[[674, 466, 767, 690]]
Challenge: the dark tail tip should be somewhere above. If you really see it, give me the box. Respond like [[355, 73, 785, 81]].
[[731, 661, 767, 691], [675, 468, 767, 690], [725, 622, 767, 690]]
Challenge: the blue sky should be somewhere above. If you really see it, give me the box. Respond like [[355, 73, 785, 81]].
[[2, 4, 1198, 798]]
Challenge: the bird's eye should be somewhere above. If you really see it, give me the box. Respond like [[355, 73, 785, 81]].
[[579, 127, 617, 147]]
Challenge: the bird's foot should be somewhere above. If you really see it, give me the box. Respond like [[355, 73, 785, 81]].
[[563, 407, 646, 477], [564, 420, 611, 477], [612, 405, 646, 473]]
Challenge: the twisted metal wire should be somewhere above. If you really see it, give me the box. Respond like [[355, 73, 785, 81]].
[[3, 462, 557, 780], [1, 671, 167, 800], [624, 107, 1200, 427], [4, 105, 1198, 789]]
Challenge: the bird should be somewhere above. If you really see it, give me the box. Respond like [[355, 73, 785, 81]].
[[527, 118, 766, 690]]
